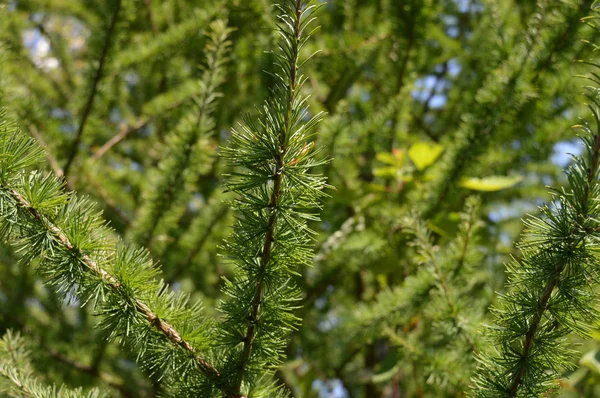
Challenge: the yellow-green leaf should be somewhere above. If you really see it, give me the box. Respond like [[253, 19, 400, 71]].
[[376, 150, 405, 166], [373, 167, 398, 178], [408, 142, 443, 170], [581, 349, 600, 375], [372, 362, 401, 384], [459, 175, 523, 192], [368, 183, 387, 192], [376, 152, 397, 165]]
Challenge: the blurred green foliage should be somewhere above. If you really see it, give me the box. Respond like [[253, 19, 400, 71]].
[[2, 0, 600, 397]]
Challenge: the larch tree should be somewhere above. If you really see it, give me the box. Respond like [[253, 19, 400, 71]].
[[2, 1, 600, 398]]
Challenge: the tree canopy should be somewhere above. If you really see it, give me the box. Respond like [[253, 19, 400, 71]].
[[2, 0, 600, 397]]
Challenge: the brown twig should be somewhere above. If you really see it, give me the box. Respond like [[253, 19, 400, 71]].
[[317, 33, 388, 57], [92, 88, 199, 161], [92, 119, 148, 161]]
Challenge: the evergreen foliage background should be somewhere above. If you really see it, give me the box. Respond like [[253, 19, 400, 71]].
[[3, 0, 600, 397]]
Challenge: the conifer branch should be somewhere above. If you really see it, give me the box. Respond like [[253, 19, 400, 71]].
[[113, 8, 218, 71], [471, 60, 600, 396], [453, 206, 476, 278], [330, 200, 483, 391], [0, 330, 107, 398], [420, 1, 591, 219], [300, 214, 362, 311], [129, 19, 232, 247], [1, 13, 70, 105], [92, 75, 212, 161], [167, 205, 229, 284], [3, 0, 600, 396], [218, 1, 327, 395], [92, 119, 148, 161], [26, 123, 63, 179], [4, 187, 221, 379], [44, 345, 131, 395], [63, 0, 121, 178], [506, 132, 600, 396], [408, 208, 481, 356], [233, 1, 302, 390], [0, 113, 225, 393]]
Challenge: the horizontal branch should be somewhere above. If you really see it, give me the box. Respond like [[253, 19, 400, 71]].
[[45, 345, 131, 395]]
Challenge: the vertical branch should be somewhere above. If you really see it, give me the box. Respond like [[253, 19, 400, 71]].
[[233, 2, 303, 394], [63, 0, 122, 177], [471, 57, 600, 395], [220, 1, 326, 396], [129, 20, 231, 248]]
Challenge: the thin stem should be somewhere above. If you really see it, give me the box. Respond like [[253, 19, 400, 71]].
[[452, 208, 475, 278], [35, 18, 75, 90], [92, 119, 148, 161], [45, 344, 133, 396], [167, 206, 229, 284], [0, 371, 34, 396], [92, 88, 196, 161], [433, 262, 478, 354], [508, 279, 555, 396], [231, 1, 303, 395], [26, 124, 63, 179], [134, 109, 205, 247], [63, 0, 121, 177]]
